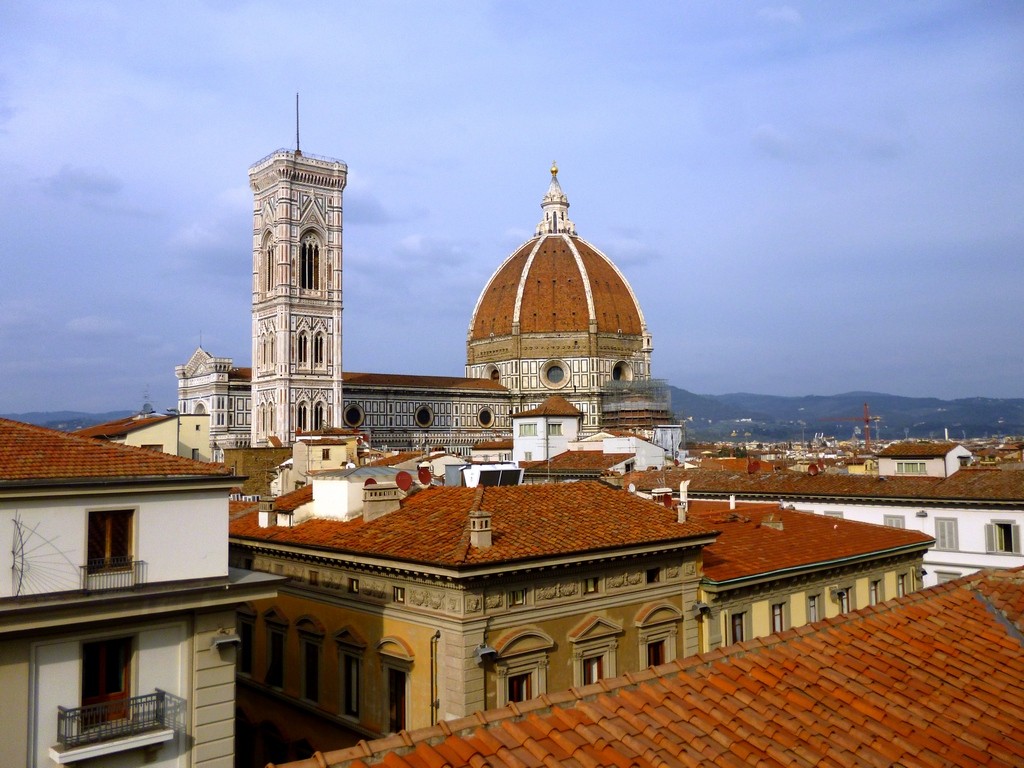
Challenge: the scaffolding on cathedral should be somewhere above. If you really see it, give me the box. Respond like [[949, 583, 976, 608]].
[[600, 379, 673, 434]]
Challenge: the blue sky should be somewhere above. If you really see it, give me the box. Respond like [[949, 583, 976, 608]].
[[1, 1, 1022, 413]]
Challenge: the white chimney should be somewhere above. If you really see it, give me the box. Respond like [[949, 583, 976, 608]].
[[729, 494, 736, 510], [258, 497, 274, 528], [678, 480, 691, 523], [469, 508, 492, 548]]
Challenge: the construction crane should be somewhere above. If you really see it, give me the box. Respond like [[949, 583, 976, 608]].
[[820, 402, 882, 453]]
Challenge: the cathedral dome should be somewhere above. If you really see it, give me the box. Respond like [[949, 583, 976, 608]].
[[469, 165, 646, 341]]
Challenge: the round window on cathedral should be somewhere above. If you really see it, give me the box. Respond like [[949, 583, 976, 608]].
[[343, 404, 364, 428], [478, 408, 494, 428], [612, 361, 633, 382], [541, 361, 567, 389], [414, 405, 434, 428]]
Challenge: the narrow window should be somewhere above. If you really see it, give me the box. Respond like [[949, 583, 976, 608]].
[[897, 574, 907, 597], [393, 586, 405, 603], [297, 403, 308, 432], [807, 595, 819, 623], [313, 403, 325, 431], [342, 653, 360, 717], [837, 589, 850, 613], [771, 602, 785, 633], [582, 655, 603, 685], [387, 668, 407, 732], [583, 577, 599, 594], [869, 580, 881, 605], [238, 619, 254, 676], [646, 640, 666, 667], [730, 612, 745, 644], [300, 236, 320, 290], [82, 637, 132, 721], [298, 333, 309, 365], [301, 637, 320, 703], [348, 578, 359, 593], [266, 626, 285, 688], [313, 333, 325, 367], [507, 672, 532, 703]]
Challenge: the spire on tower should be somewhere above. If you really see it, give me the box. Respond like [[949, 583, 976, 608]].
[[535, 161, 576, 236]]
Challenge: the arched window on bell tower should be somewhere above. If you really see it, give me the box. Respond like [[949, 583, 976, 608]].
[[313, 333, 325, 369], [297, 333, 309, 367], [299, 234, 321, 290], [313, 403, 325, 431], [261, 234, 274, 295], [297, 403, 308, 433]]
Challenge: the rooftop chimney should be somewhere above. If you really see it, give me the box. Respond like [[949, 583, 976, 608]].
[[258, 497, 274, 528], [729, 494, 736, 510], [678, 480, 691, 523], [362, 482, 405, 521], [468, 487, 492, 548]]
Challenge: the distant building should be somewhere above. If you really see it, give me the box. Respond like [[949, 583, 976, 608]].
[[876, 440, 972, 477], [0, 418, 279, 768], [74, 409, 212, 462], [625, 467, 1024, 587]]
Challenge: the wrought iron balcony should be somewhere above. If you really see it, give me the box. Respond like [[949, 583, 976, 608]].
[[80, 557, 147, 591], [56, 689, 185, 749]]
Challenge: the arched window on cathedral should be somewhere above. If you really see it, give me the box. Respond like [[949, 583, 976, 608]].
[[313, 403, 325, 431], [300, 234, 320, 290], [297, 403, 308, 433], [297, 333, 309, 366], [313, 333, 325, 369], [262, 236, 274, 294]]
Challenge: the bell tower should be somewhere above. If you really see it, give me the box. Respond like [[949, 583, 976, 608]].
[[249, 148, 347, 446]]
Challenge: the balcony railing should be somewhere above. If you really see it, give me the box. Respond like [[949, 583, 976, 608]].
[[56, 689, 185, 748], [80, 557, 147, 591]]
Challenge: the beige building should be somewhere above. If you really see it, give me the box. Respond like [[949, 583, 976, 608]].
[[74, 410, 212, 462], [0, 418, 280, 768]]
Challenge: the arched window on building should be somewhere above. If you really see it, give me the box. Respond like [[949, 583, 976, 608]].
[[297, 333, 309, 366], [261, 236, 274, 294], [313, 333, 325, 368], [299, 234, 320, 290], [297, 403, 308, 432], [313, 403, 325, 431]]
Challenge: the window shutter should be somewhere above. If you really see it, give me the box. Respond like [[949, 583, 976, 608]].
[[1013, 524, 1022, 555], [985, 524, 995, 553]]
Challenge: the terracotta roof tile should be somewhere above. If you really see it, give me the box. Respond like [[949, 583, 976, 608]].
[[876, 441, 960, 457], [268, 568, 1024, 768], [230, 482, 716, 568], [520, 451, 634, 475], [344, 371, 507, 392], [73, 413, 173, 439], [511, 396, 583, 419], [0, 417, 232, 483]]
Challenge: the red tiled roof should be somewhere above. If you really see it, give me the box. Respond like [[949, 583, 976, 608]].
[[365, 451, 431, 468], [271, 567, 1024, 768], [0, 418, 232, 482], [877, 440, 960, 457], [73, 413, 173, 439], [511, 395, 582, 418], [687, 500, 933, 583], [275, 483, 312, 512], [521, 451, 634, 474], [623, 467, 1024, 503], [343, 371, 507, 392], [230, 482, 715, 568], [472, 439, 513, 450]]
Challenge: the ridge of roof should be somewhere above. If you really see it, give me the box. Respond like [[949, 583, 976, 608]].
[[511, 395, 583, 418]]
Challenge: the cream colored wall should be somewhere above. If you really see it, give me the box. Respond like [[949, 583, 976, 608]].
[[0, 639, 30, 768]]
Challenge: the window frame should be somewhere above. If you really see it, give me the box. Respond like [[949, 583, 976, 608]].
[[934, 517, 959, 551], [770, 601, 786, 633], [86, 508, 134, 573], [986, 520, 1022, 554]]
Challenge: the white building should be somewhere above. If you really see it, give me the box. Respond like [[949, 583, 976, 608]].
[[0, 418, 279, 768], [876, 441, 972, 478], [511, 395, 582, 464]]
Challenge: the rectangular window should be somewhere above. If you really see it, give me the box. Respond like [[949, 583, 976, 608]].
[[302, 639, 320, 703], [393, 586, 405, 603], [519, 423, 537, 437], [897, 574, 907, 597], [645, 567, 661, 584], [646, 640, 666, 667], [342, 653, 360, 717], [771, 603, 785, 633], [322, 448, 331, 460], [730, 612, 745, 644], [82, 637, 132, 720], [507, 588, 527, 606], [883, 515, 905, 529], [823, 511, 844, 519], [935, 518, 959, 550], [582, 655, 604, 685], [583, 577, 600, 594], [239, 620, 254, 676], [895, 461, 927, 475], [387, 668, 407, 732], [308, 570, 319, 587], [348, 578, 359, 593], [986, 521, 1021, 554], [547, 422, 562, 436], [869, 580, 881, 605], [807, 595, 819, 623], [87, 509, 133, 571], [523, 451, 533, 461], [507, 672, 532, 703], [266, 627, 285, 688], [837, 589, 850, 613]]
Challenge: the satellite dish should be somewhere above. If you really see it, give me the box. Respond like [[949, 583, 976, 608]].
[[627, 483, 636, 494], [417, 466, 432, 485], [808, 463, 820, 476], [395, 471, 413, 491], [363, 478, 377, 487]]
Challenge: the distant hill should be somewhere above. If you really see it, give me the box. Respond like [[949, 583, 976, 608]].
[[0, 410, 134, 432], [668, 387, 1024, 442]]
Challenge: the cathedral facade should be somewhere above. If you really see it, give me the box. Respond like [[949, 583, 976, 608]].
[[177, 149, 660, 456]]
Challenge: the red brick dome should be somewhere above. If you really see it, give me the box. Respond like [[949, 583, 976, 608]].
[[469, 233, 646, 340]]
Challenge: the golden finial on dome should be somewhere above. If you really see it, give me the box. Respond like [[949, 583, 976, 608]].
[[551, 161, 558, 177]]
